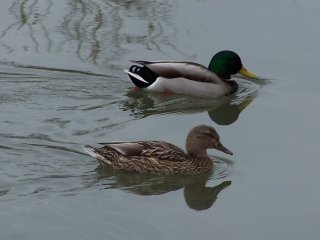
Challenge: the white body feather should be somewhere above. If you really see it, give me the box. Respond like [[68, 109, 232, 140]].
[[125, 60, 236, 98], [147, 77, 231, 98]]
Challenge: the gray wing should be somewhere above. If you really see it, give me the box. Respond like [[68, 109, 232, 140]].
[[98, 141, 144, 156], [98, 141, 187, 162], [131, 60, 223, 84]]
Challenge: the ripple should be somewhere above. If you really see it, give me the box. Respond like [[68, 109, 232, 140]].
[[210, 155, 234, 180], [0, 60, 114, 78], [43, 118, 70, 128], [0, 133, 61, 143], [0, 178, 11, 197], [22, 143, 85, 156]]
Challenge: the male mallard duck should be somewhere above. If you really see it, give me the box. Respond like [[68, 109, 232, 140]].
[[124, 50, 258, 98], [83, 124, 232, 175]]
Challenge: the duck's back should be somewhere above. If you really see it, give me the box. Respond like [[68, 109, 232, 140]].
[[101, 141, 187, 161]]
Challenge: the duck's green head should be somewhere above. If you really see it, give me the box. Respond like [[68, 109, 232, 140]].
[[208, 50, 257, 79]]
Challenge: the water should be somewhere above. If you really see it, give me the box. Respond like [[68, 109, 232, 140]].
[[1, 0, 320, 239]]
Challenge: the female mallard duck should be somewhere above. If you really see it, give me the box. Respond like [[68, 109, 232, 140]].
[[124, 50, 258, 98], [83, 124, 232, 175]]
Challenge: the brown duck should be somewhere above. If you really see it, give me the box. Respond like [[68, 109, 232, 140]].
[[83, 124, 233, 175]]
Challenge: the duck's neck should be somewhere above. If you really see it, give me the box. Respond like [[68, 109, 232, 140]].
[[186, 145, 213, 171], [225, 80, 238, 96], [208, 61, 231, 80], [187, 152, 213, 170], [186, 135, 207, 157], [185, 138, 213, 170]]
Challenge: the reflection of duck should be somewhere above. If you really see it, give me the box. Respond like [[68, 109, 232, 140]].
[[122, 90, 228, 117], [95, 165, 231, 211], [121, 81, 258, 125], [124, 51, 258, 98], [208, 96, 254, 125], [184, 180, 231, 211], [83, 125, 232, 175]]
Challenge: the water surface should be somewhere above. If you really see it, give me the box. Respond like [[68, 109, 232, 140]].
[[1, 0, 320, 239]]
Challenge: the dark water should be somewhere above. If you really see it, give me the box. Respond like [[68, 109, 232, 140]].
[[1, 0, 320, 239]]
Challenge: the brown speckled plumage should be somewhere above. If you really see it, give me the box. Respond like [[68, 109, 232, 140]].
[[83, 125, 233, 175]]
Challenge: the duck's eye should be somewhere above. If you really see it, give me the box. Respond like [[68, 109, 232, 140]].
[[204, 132, 213, 137], [204, 132, 220, 141]]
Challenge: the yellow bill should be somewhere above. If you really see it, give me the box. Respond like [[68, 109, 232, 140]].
[[238, 66, 258, 79]]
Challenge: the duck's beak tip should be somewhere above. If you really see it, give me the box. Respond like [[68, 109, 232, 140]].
[[217, 142, 233, 155], [239, 66, 258, 79]]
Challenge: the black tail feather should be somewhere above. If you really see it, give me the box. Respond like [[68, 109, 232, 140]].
[[128, 65, 159, 88]]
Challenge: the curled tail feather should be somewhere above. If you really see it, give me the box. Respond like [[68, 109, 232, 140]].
[[83, 145, 112, 164], [124, 64, 159, 88]]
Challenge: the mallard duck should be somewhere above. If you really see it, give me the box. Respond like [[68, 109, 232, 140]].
[[83, 124, 232, 175], [124, 50, 258, 98]]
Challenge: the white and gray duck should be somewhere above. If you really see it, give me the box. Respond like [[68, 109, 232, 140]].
[[125, 50, 258, 98]]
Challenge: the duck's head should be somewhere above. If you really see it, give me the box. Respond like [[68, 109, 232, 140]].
[[186, 124, 233, 157], [208, 50, 257, 79]]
